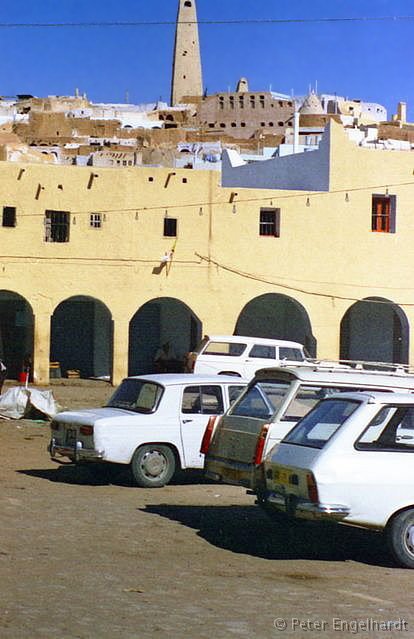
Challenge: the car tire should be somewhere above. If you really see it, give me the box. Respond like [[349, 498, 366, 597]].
[[130, 444, 176, 488], [386, 508, 414, 568]]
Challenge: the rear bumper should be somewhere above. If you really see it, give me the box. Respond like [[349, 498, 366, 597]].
[[205, 457, 253, 488], [49, 438, 104, 463], [267, 491, 350, 521]]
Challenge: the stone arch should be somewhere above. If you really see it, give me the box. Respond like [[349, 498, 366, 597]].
[[50, 295, 113, 379], [0, 291, 34, 379], [340, 297, 409, 364], [128, 297, 202, 375], [235, 293, 316, 356]]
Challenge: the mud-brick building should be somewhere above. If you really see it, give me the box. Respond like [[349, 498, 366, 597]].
[[1, 121, 414, 385]]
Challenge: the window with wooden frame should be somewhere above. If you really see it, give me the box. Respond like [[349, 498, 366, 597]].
[[163, 217, 177, 237], [371, 194, 396, 233], [2, 206, 16, 227], [44, 210, 70, 243], [259, 208, 280, 237]]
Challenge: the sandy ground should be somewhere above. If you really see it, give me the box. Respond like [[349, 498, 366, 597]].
[[1, 379, 413, 638]]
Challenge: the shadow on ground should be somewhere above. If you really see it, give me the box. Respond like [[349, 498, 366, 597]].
[[17, 465, 212, 487], [142, 503, 395, 568]]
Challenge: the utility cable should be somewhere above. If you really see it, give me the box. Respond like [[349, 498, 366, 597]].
[[0, 17, 413, 28], [195, 253, 414, 307]]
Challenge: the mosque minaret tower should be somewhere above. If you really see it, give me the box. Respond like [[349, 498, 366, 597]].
[[171, 0, 203, 105]]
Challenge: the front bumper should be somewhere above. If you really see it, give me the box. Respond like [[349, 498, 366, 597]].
[[267, 491, 350, 522], [49, 438, 104, 463]]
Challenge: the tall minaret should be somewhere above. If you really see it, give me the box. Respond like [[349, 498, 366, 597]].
[[171, 0, 203, 106]]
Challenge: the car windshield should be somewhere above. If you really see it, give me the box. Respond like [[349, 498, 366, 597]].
[[230, 380, 290, 419], [106, 379, 164, 413], [283, 398, 360, 449]]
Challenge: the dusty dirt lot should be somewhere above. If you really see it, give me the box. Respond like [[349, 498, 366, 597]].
[[1, 379, 414, 638]]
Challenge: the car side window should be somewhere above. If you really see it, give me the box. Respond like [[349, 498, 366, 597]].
[[356, 406, 414, 450], [279, 347, 304, 361], [228, 385, 245, 404], [181, 385, 224, 415], [282, 385, 391, 422], [249, 344, 276, 359], [200, 386, 224, 414], [182, 386, 201, 414]]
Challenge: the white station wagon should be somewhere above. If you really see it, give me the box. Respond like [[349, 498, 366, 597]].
[[204, 364, 414, 494], [186, 335, 307, 379], [49, 374, 246, 488], [263, 391, 414, 569]]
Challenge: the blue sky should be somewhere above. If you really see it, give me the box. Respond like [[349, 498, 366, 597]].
[[0, 0, 413, 119]]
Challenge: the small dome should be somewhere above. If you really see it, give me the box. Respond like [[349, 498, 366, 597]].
[[236, 77, 249, 93], [299, 91, 324, 115]]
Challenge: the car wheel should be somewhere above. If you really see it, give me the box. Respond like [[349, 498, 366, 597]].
[[130, 444, 176, 488], [386, 508, 414, 568]]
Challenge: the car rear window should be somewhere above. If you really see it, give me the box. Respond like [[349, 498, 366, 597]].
[[230, 380, 290, 419], [106, 379, 163, 413], [203, 341, 246, 357], [283, 398, 360, 449]]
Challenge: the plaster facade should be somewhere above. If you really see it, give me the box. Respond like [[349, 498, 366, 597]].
[[1, 121, 414, 385]]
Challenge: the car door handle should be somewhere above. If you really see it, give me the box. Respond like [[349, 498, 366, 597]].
[[182, 419, 193, 423]]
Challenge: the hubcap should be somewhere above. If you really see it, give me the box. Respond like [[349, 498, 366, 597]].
[[141, 450, 166, 478], [404, 523, 414, 556]]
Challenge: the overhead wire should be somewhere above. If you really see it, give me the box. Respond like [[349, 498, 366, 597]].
[[16, 178, 414, 217], [0, 17, 413, 28]]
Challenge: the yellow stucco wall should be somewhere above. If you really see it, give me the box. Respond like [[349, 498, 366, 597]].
[[1, 121, 414, 384]]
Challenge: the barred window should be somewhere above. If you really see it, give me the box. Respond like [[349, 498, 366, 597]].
[[44, 210, 70, 243], [90, 213, 102, 229], [259, 208, 280, 237]]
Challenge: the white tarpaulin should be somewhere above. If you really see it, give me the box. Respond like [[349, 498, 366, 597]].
[[0, 387, 58, 420]]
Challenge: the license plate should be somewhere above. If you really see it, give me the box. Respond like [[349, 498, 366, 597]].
[[275, 468, 290, 485], [66, 428, 77, 446]]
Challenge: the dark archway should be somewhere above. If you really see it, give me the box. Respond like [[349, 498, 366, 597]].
[[129, 297, 202, 375], [235, 293, 316, 356], [0, 291, 34, 379], [340, 297, 409, 364], [50, 296, 113, 379]]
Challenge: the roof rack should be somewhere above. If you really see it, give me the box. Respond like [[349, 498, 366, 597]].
[[280, 358, 414, 378]]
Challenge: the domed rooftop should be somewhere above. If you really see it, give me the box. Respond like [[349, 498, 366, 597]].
[[299, 91, 324, 115]]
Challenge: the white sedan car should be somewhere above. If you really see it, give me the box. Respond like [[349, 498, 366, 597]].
[[49, 374, 246, 488], [263, 391, 414, 568]]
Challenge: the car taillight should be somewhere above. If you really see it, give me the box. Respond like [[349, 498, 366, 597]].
[[253, 424, 270, 465], [80, 425, 94, 436], [200, 416, 217, 455], [306, 472, 319, 503]]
